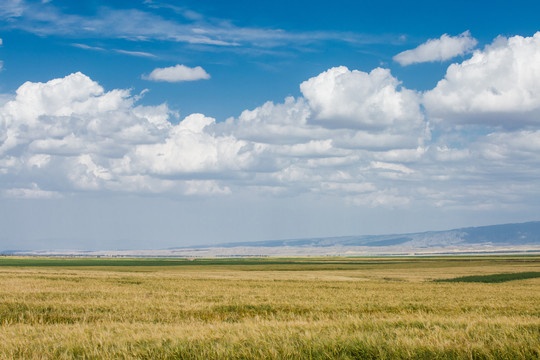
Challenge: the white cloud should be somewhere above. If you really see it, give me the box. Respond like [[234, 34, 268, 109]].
[[0, 0, 24, 19], [120, 113, 254, 175], [0, 72, 180, 194], [220, 97, 321, 144], [3, 183, 61, 199], [182, 180, 231, 195], [3, 51, 540, 212], [300, 66, 424, 131], [394, 31, 477, 66], [477, 130, 540, 161], [371, 161, 415, 174], [349, 189, 411, 208], [114, 49, 156, 58], [0, 70, 426, 204], [72, 44, 156, 58], [0, 1, 369, 50], [423, 32, 540, 126], [143, 64, 210, 82], [72, 43, 105, 51]]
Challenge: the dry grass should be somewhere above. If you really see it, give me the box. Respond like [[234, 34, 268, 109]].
[[0, 256, 539, 359]]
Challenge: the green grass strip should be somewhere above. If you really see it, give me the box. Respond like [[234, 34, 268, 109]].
[[436, 271, 540, 283]]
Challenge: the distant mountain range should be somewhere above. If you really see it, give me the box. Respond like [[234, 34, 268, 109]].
[[3, 221, 540, 257], [202, 221, 540, 249]]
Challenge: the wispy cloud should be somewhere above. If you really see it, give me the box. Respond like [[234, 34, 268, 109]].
[[0, 0, 25, 19], [72, 43, 105, 51], [143, 0, 204, 20], [394, 31, 477, 66], [0, 0, 387, 50], [72, 43, 156, 58], [114, 49, 156, 58], [3, 183, 61, 199]]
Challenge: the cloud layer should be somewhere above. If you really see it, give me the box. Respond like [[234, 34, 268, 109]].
[[424, 32, 540, 126], [1, 32, 540, 212], [394, 31, 477, 66], [0, 0, 371, 50]]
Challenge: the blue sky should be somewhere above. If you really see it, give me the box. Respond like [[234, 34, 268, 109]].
[[1, 0, 540, 250], [2, 0, 538, 120]]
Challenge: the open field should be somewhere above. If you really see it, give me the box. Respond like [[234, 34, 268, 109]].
[[0, 256, 539, 359]]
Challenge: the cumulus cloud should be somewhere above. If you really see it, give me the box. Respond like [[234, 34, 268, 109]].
[[394, 31, 477, 66], [0, 70, 429, 206], [300, 66, 423, 131], [120, 113, 255, 175], [423, 32, 540, 126], [3, 46, 540, 211], [220, 97, 320, 144], [0, 72, 178, 193], [143, 64, 210, 82]]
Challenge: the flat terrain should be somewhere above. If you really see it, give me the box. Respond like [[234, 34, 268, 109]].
[[0, 256, 538, 359]]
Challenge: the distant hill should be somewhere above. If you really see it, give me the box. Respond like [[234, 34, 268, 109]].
[[200, 221, 540, 249], [4, 221, 540, 257]]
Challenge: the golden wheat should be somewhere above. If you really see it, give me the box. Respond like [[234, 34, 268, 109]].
[[0, 257, 538, 359]]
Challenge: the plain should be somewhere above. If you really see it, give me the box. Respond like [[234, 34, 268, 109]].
[[0, 256, 539, 359]]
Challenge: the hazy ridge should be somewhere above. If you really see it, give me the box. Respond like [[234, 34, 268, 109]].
[[3, 221, 540, 257], [203, 221, 540, 249]]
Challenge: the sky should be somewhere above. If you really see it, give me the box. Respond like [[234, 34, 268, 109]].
[[1, 0, 540, 250]]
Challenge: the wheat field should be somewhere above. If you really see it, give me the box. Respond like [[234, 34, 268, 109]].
[[0, 256, 538, 359]]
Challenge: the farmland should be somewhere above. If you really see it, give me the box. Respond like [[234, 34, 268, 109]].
[[0, 256, 539, 359]]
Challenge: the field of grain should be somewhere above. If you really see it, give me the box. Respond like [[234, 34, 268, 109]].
[[0, 256, 539, 359]]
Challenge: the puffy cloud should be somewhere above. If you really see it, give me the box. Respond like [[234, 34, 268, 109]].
[[220, 97, 323, 144], [394, 31, 477, 66], [0, 73, 182, 194], [300, 66, 424, 131], [120, 113, 255, 176], [424, 32, 540, 126], [0, 70, 430, 204], [143, 64, 210, 82], [3, 54, 540, 211], [0, 72, 170, 159]]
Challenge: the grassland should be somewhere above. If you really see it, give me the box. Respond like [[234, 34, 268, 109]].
[[0, 256, 538, 359], [436, 271, 540, 283]]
